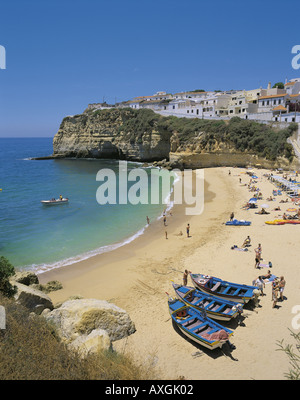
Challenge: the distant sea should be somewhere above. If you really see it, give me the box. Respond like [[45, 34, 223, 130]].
[[0, 138, 172, 273]]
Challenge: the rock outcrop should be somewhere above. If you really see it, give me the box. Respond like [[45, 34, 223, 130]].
[[11, 271, 62, 314], [53, 108, 171, 162], [42, 298, 136, 352], [14, 282, 54, 314]]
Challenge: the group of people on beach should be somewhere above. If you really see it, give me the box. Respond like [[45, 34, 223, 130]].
[[238, 170, 288, 308]]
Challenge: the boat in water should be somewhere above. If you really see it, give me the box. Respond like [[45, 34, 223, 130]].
[[172, 283, 243, 322], [168, 297, 233, 350], [190, 273, 257, 303], [41, 198, 69, 205]]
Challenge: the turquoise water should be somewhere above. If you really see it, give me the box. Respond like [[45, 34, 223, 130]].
[[0, 138, 172, 272]]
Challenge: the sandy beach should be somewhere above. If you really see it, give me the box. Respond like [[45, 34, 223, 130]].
[[39, 166, 300, 380]]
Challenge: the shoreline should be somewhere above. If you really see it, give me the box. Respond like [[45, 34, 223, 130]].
[[39, 166, 300, 380], [32, 166, 180, 275]]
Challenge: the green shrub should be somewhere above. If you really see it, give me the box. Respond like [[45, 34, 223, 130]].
[[0, 257, 17, 298]]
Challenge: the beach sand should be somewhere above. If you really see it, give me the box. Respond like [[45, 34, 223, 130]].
[[39, 167, 300, 380]]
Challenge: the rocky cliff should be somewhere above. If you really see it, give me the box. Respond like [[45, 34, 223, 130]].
[[52, 108, 298, 169], [53, 108, 171, 162]]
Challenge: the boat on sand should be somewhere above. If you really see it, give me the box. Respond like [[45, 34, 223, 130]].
[[172, 283, 243, 322], [190, 273, 257, 303], [168, 297, 233, 350]]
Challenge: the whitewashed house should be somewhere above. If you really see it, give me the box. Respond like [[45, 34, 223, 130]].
[[284, 78, 300, 95]]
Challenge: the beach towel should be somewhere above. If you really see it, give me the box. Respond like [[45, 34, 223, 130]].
[[259, 261, 272, 268], [263, 274, 277, 284], [231, 246, 248, 251]]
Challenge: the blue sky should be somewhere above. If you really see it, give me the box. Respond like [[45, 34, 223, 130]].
[[0, 0, 299, 137]]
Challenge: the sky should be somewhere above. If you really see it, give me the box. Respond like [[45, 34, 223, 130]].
[[0, 0, 299, 137]]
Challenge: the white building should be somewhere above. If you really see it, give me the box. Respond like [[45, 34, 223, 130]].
[[284, 78, 300, 95]]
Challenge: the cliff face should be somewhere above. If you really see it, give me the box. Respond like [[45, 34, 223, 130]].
[[53, 108, 170, 162], [52, 108, 298, 170]]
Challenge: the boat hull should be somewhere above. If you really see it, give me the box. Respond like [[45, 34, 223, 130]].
[[41, 199, 69, 205], [168, 299, 233, 350], [172, 284, 242, 322], [190, 274, 256, 303]]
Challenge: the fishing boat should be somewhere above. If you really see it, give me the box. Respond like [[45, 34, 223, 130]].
[[172, 283, 243, 322], [41, 198, 69, 205], [225, 219, 251, 226], [168, 297, 233, 350], [190, 273, 257, 303]]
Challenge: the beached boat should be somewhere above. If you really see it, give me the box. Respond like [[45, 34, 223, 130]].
[[172, 283, 243, 322], [168, 298, 233, 350], [265, 220, 285, 225], [225, 219, 251, 226], [265, 219, 300, 225], [41, 198, 69, 205], [190, 273, 257, 303]]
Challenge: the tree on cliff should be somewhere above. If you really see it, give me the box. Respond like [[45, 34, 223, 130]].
[[272, 82, 284, 89], [0, 256, 17, 298]]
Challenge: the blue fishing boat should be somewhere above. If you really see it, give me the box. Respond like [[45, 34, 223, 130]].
[[172, 283, 243, 322], [225, 219, 251, 226], [190, 273, 257, 303], [168, 298, 233, 350]]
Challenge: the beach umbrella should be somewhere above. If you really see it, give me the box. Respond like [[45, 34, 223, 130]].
[[261, 204, 269, 208], [287, 208, 297, 212], [249, 198, 257, 203]]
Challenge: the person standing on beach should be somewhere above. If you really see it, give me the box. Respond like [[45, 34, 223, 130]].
[[183, 269, 191, 286], [163, 215, 167, 226], [279, 276, 286, 301], [272, 279, 280, 308], [186, 224, 190, 237], [146, 216, 150, 225], [254, 243, 262, 268], [230, 212, 234, 221], [165, 231, 168, 239]]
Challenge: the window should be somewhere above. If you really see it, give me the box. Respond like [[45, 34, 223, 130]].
[[267, 101, 269, 105], [262, 101, 265, 106], [173, 105, 175, 109]]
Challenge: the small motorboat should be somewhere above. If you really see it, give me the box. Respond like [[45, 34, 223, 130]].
[[172, 283, 243, 322], [168, 297, 233, 350], [41, 198, 69, 205], [190, 273, 257, 303]]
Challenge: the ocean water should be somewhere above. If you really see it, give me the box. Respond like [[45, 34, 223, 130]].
[[0, 138, 173, 273]]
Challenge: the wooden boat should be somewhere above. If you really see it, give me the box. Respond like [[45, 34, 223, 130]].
[[190, 273, 257, 303], [225, 219, 251, 226], [172, 283, 243, 322], [168, 298, 233, 350], [41, 198, 69, 205]]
